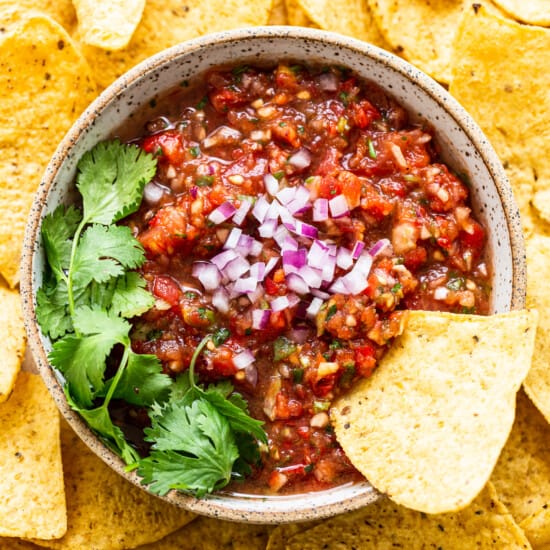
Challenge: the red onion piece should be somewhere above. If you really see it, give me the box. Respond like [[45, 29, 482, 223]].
[[264, 257, 279, 277], [258, 218, 278, 238], [287, 198, 312, 215], [211, 249, 239, 270], [252, 309, 271, 329], [329, 194, 349, 218], [313, 198, 329, 221], [276, 186, 297, 206], [368, 238, 392, 257], [286, 273, 309, 295], [273, 225, 291, 248], [311, 288, 330, 300], [232, 199, 252, 225], [223, 227, 242, 249], [233, 349, 255, 370], [264, 173, 280, 196], [287, 148, 312, 170], [190, 186, 198, 199], [223, 256, 250, 281], [308, 240, 329, 269], [319, 72, 339, 92], [288, 326, 310, 344], [351, 240, 365, 260], [233, 276, 258, 295], [336, 247, 353, 270], [252, 195, 270, 223], [298, 265, 323, 288], [212, 288, 230, 314], [281, 235, 299, 252], [192, 262, 222, 291], [208, 201, 236, 224], [306, 297, 323, 318], [250, 262, 266, 281], [271, 295, 290, 311], [282, 249, 307, 271], [143, 182, 164, 205], [244, 364, 258, 386]]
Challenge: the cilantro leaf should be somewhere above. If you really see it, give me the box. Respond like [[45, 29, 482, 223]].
[[139, 399, 238, 496], [76, 140, 157, 225], [72, 225, 145, 288], [41, 205, 81, 281], [104, 352, 171, 407], [66, 391, 140, 464], [110, 272, 155, 318], [36, 284, 72, 339], [72, 305, 130, 338]]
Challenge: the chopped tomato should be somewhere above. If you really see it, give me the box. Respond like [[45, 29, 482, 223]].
[[152, 275, 181, 306], [353, 344, 377, 377], [141, 131, 186, 165]]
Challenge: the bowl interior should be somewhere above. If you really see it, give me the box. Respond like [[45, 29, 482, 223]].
[[21, 26, 525, 523]]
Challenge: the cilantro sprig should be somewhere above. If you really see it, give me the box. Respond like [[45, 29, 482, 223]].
[[37, 139, 267, 497]]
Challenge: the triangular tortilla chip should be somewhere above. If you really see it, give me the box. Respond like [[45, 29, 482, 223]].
[[331, 310, 537, 513]]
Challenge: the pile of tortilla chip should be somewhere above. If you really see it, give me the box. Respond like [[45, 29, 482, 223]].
[[2, 0, 550, 548]]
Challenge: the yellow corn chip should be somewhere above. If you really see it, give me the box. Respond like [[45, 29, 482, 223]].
[[331, 309, 537, 514], [0, 286, 25, 403], [0, 372, 66, 539], [266, 522, 321, 550], [367, 0, 466, 83], [30, 421, 194, 550], [0, 12, 97, 287], [449, 4, 550, 230], [78, 0, 272, 91], [286, 0, 315, 26], [268, 0, 288, 25], [0, 2, 77, 33], [0, 539, 43, 549], [284, 483, 531, 549], [139, 517, 273, 550], [297, 0, 390, 48], [520, 506, 550, 549], [72, 0, 145, 50], [492, 0, 550, 26]]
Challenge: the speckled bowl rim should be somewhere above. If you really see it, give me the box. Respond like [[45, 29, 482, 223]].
[[20, 26, 526, 524]]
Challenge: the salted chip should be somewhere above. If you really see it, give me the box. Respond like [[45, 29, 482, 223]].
[[0, 12, 97, 287], [72, 0, 145, 50], [0, 1, 77, 33], [520, 506, 550, 549], [78, 0, 272, 91], [139, 517, 273, 550], [492, 0, 550, 26], [0, 372, 66, 539], [297, 0, 390, 48], [0, 286, 25, 403], [0, 538, 44, 549], [331, 309, 538, 514], [268, 0, 288, 25], [519, 235, 550, 424], [367, 0, 466, 83], [30, 421, 194, 550], [284, 483, 531, 549], [286, 0, 315, 26], [266, 522, 321, 550], [449, 4, 550, 230]]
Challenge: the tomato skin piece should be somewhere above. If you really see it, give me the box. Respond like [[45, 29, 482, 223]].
[[354, 344, 377, 377], [141, 131, 186, 165], [460, 221, 485, 253], [152, 275, 181, 306]]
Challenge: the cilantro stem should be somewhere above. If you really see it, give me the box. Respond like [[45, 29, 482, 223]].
[[102, 343, 130, 409], [188, 334, 212, 388], [66, 218, 88, 334]]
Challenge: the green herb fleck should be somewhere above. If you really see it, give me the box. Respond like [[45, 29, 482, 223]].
[[196, 175, 214, 187]]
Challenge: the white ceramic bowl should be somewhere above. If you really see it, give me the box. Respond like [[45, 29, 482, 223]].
[[20, 26, 526, 523]]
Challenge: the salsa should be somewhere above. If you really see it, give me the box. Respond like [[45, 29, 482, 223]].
[[121, 64, 490, 494]]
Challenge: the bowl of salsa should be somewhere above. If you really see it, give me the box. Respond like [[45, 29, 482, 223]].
[[21, 26, 525, 523]]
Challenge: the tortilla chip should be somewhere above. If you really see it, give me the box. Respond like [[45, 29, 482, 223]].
[[0, 540, 43, 549], [297, 0, 390, 48], [367, 0, 466, 83], [29, 421, 194, 550], [0, 2, 77, 33], [266, 522, 321, 550], [0, 286, 25, 403], [520, 235, 550, 424], [331, 309, 538, 514], [285, 482, 531, 549], [520, 506, 550, 549], [139, 517, 273, 550], [286, 0, 315, 26], [0, 372, 66, 539], [491, 391, 550, 524], [268, 0, 288, 25], [78, 0, 272, 91], [449, 4, 550, 230], [73, 0, 145, 50], [0, 12, 97, 287], [492, 0, 550, 26]]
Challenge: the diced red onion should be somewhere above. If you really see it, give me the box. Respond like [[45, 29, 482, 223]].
[[306, 297, 323, 318], [232, 199, 252, 225], [282, 249, 307, 270], [224, 256, 250, 281], [258, 218, 278, 238], [354, 252, 374, 276], [319, 72, 339, 92], [248, 284, 264, 304], [192, 262, 222, 291], [276, 186, 297, 205], [286, 293, 300, 307], [298, 265, 323, 288], [252, 309, 271, 329], [244, 364, 258, 386], [281, 235, 299, 252], [368, 238, 392, 257], [329, 278, 348, 294], [250, 239, 264, 257], [336, 247, 353, 270], [212, 288, 230, 314], [313, 198, 329, 221], [292, 220, 317, 239], [351, 240, 365, 260], [211, 249, 239, 270], [235, 234, 255, 256], [233, 349, 255, 370], [264, 257, 279, 277], [252, 195, 270, 223], [143, 182, 164, 205], [264, 173, 280, 196], [289, 326, 310, 344], [271, 295, 290, 311], [338, 271, 368, 294], [321, 257, 336, 283], [250, 262, 266, 281], [208, 163, 216, 175], [311, 288, 330, 300], [273, 225, 291, 248], [208, 201, 236, 224], [233, 276, 258, 295], [190, 186, 198, 199], [308, 240, 329, 269], [329, 194, 349, 218], [223, 227, 242, 249], [287, 148, 311, 170], [287, 198, 312, 215], [286, 273, 309, 295], [267, 199, 284, 222]]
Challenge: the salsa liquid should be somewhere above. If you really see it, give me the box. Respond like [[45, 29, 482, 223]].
[[117, 63, 490, 494]]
